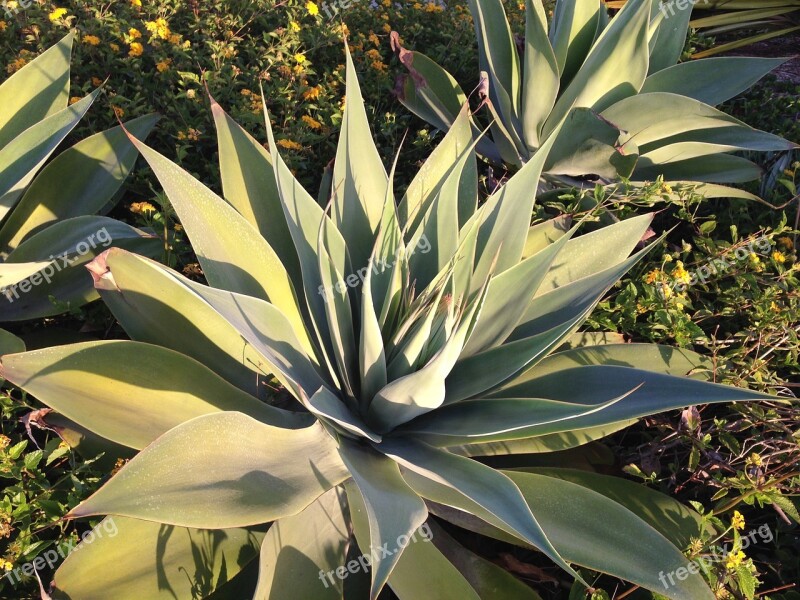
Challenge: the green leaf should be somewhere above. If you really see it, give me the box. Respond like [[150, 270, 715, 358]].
[[332, 45, 388, 270], [380, 438, 583, 583], [0, 33, 72, 148], [503, 471, 715, 600], [69, 413, 350, 528], [254, 488, 348, 600], [0, 114, 159, 253], [123, 131, 313, 355], [54, 517, 263, 600], [0, 89, 101, 223], [545, 0, 651, 135], [346, 482, 482, 600], [0, 340, 309, 450], [211, 96, 302, 285], [339, 440, 427, 599], [549, 0, 602, 84], [521, 0, 559, 149], [640, 57, 787, 105], [0, 216, 159, 321], [0, 328, 24, 355], [648, 0, 692, 73]]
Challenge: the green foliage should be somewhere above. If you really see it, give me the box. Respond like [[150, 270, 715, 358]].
[[0, 47, 783, 600], [393, 0, 796, 187], [0, 33, 160, 321]]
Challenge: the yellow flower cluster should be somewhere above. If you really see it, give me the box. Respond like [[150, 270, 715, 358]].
[[302, 115, 322, 130], [306, 1, 319, 16], [6, 56, 27, 74], [0, 558, 12, 572], [303, 85, 322, 101], [83, 34, 101, 46], [724, 550, 746, 570], [276, 138, 303, 152], [48, 7, 68, 22], [731, 511, 745, 531], [128, 41, 144, 57], [0, 434, 10, 449], [177, 128, 201, 141], [772, 250, 786, 264], [145, 17, 170, 40], [130, 201, 157, 215], [644, 269, 661, 284]]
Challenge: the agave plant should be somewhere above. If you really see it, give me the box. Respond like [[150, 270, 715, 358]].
[[0, 33, 160, 324], [0, 48, 781, 600], [393, 0, 796, 191], [609, 0, 800, 58]]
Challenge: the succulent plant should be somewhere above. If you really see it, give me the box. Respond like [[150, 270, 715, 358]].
[[0, 47, 780, 600], [0, 33, 160, 323], [392, 0, 796, 191]]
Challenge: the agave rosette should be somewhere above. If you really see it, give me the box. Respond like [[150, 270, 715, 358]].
[[0, 48, 777, 600], [0, 34, 160, 325], [393, 0, 797, 194]]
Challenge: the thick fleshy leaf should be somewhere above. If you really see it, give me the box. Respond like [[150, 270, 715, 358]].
[[0, 114, 159, 253], [0, 328, 24, 355], [211, 96, 302, 285], [89, 248, 271, 396], [392, 38, 467, 136], [0, 216, 159, 321], [123, 131, 313, 354], [346, 482, 482, 600], [69, 413, 350, 528], [636, 153, 763, 183], [0, 33, 71, 148], [254, 488, 349, 600], [383, 439, 583, 583], [0, 340, 309, 450], [545, 0, 651, 136], [0, 261, 52, 289], [549, 0, 602, 84], [332, 45, 388, 270], [0, 89, 100, 222], [467, 0, 522, 139], [339, 441, 427, 599], [489, 365, 775, 433], [521, 0, 559, 149], [503, 471, 714, 600], [53, 517, 263, 600], [522, 215, 572, 259], [513, 468, 702, 548], [537, 214, 652, 294], [647, 0, 692, 73], [308, 387, 381, 443], [640, 57, 787, 105]]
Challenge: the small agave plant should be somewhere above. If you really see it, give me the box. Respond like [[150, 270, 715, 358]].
[[0, 48, 779, 600], [0, 33, 159, 325], [393, 0, 796, 192]]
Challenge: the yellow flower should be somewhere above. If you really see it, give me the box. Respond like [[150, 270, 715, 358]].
[[6, 57, 27, 74], [383, 23, 392, 33], [130, 201, 157, 215], [92, 76, 103, 86], [302, 115, 322, 130], [168, 33, 182, 45], [128, 42, 144, 57], [369, 32, 380, 46], [724, 550, 745, 570], [303, 85, 322, 101], [294, 53, 307, 64], [425, 1, 444, 12], [0, 434, 10, 450], [186, 89, 196, 99], [644, 269, 661, 284], [747, 452, 763, 467], [127, 27, 142, 40], [0, 22, 6, 33], [289, 20, 300, 32], [83, 34, 101, 46], [112, 105, 125, 118], [672, 263, 691, 284], [110, 43, 120, 52], [69, 96, 81, 105], [0, 558, 12, 571], [130, 0, 142, 6], [772, 250, 786, 264], [306, 1, 319, 15], [6, 1, 17, 10], [48, 7, 68, 21], [156, 58, 171, 72], [731, 511, 745, 531], [145, 17, 170, 40], [371, 60, 387, 73], [276, 138, 303, 152]]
